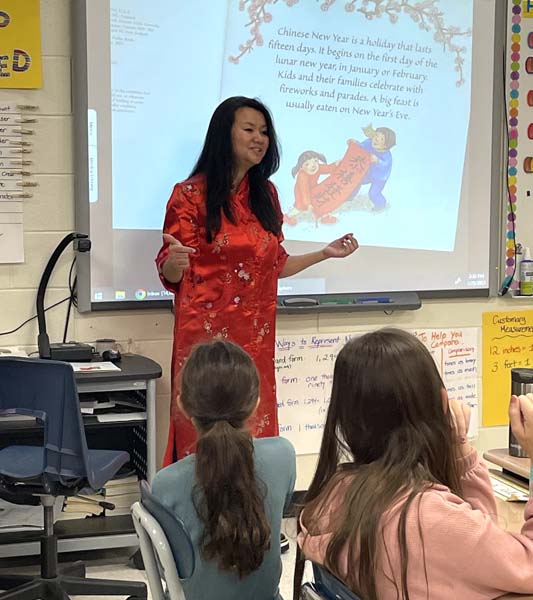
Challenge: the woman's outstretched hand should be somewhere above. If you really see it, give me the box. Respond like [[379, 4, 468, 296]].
[[322, 233, 359, 259]]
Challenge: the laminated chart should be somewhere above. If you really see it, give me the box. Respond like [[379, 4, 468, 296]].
[[0, 102, 35, 263]]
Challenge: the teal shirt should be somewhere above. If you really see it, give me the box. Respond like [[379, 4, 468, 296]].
[[151, 436, 296, 600]]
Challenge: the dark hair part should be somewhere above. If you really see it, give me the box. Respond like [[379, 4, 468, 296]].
[[376, 127, 396, 149], [298, 328, 461, 600], [180, 340, 270, 578], [291, 150, 327, 177], [190, 96, 282, 243]]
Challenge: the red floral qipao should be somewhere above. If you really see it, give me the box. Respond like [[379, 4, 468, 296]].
[[156, 174, 288, 464]]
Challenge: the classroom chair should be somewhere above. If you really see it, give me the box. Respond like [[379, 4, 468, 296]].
[[0, 357, 147, 600], [131, 480, 195, 600], [301, 562, 362, 600], [299, 564, 533, 600]]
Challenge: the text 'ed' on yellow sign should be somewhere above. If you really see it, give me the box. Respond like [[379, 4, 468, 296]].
[[0, 0, 42, 89]]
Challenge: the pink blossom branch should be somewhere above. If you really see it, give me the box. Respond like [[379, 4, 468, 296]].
[[229, 0, 471, 86]]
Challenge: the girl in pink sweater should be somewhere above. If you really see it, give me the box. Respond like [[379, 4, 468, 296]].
[[296, 328, 533, 600]]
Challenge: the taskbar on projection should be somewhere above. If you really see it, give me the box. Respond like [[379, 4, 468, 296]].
[[91, 287, 174, 308]]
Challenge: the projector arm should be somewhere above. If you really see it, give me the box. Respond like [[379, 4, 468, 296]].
[[37, 232, 90, 359]]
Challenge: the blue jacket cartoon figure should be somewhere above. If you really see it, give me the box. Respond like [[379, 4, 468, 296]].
[[353, 125, 396, 211]]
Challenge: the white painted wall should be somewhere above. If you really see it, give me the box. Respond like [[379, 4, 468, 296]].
[[0, 0, 513, 490]]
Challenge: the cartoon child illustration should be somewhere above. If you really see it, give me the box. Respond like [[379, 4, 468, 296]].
[[284, 150, 338, 225], [350, 124, 396, 211]]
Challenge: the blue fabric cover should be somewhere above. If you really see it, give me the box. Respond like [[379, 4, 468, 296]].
[[0, 357, 129, 493], [140, 479, 195, 579]]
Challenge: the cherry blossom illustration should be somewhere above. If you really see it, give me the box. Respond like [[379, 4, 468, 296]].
[[229, 0, 471, 86]]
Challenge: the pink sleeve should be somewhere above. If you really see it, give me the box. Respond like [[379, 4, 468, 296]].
[[421, 463, 533, 595], [456, 449, 498, 521], [155, 183, 199, 294]]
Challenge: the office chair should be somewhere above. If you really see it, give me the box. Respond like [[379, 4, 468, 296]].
[[301, 566, 533, 600], [301, 562, 362, 600], [131, 480, 194, 600], [0, 357, 147, 600]]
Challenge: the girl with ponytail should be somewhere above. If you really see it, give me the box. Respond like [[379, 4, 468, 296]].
[[152, 340, 296, 600]]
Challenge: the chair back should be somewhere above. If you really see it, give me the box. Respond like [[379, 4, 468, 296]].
[[0, 357, 105, 490], [301, 562, 362, 600], [140, 480, 195, 577], [132, 482, 195, 600]]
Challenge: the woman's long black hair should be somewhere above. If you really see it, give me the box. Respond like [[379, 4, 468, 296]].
[[190, 96, 282, 242]]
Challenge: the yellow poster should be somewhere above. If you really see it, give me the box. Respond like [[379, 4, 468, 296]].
[[0, 0, 42, 89], [482, 310, 533, 426], [524, 0, 533, 18]]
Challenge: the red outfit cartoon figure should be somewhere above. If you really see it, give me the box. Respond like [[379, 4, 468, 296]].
[[285, 151, 337, 225]]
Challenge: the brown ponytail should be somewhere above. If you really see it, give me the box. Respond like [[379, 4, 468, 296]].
[[181, 340, 271, 578]]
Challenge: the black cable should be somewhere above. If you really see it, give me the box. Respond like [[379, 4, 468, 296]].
[[62, 258, 77, 343], [0, 296, 71, 337], [67, 255, 78, 308], [62, 287, 74, 343]]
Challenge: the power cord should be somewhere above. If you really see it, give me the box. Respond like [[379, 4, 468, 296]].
[[62, 257, 78, 343], [0, 257, 78, 339], [0, 295, 71, 337]]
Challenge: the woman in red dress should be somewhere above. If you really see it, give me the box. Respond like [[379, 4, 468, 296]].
[[156, 96, 358, 464]]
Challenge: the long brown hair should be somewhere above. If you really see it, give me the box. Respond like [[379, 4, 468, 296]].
[[180, 340, 270, 578], [299, 328, 461, 600]]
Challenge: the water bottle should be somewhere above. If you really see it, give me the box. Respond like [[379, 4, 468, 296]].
[[510, 368, 533, 457]]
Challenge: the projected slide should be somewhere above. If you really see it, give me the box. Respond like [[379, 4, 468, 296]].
[[109, 0, 472, 253]]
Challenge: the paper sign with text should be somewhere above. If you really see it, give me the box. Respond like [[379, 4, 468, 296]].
[[482, 310, 533, 426], [0, 0, 42, 89], [276, 328, 478, 455]]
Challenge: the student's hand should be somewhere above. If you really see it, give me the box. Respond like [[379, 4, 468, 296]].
[[322, 234, 358, 259], [370, 154, 378, 164], [449, 399, 473, 458], [509, 393, 533, 457]]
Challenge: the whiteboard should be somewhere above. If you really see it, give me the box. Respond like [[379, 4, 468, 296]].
[[276, 328, 479, 454], [72, 0, 503, 311]]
